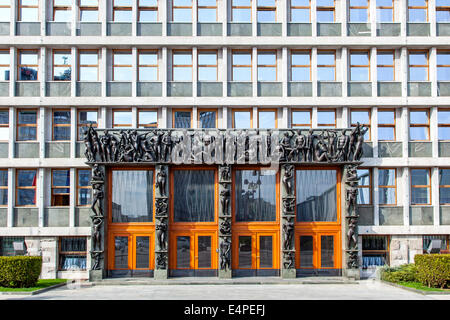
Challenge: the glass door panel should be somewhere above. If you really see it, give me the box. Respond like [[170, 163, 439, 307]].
[[176, 236, 191, 269], [135, 236, 150, 269], [320, 235, 335, 268], [299, 235, 314, 268], [258, 235, 273, 268], [196, 235, 212, 269], [238, 236, 252, 268], [114, 236, 129, 269]]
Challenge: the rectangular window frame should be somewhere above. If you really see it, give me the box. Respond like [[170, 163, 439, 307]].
[[53, 0, 71, 21], [232, 108, 253, 129], [51, 168, 70, 207], [197, 49, 218, 82], [52, 49, 71, 81], [58, 236, 87, 271], [257, 49, 277, 82], [77, 108, 98, 141], [409, 108, 430, 141], [408, 0, 428, 22], [349, 0, 370, 22], [197, 0, 217, 22], [291, 108, 312, 128], [257, 0, 277, 22], [378, 168, 397, 206], [377, 0, 394, 22], [350, 50, 371, 81], [172, 108, 193, 128], [78, 49, 99, 81], [410, 168, 431, 205], [317, 108, 336, 128], [291, 50, 311, 81], [357, 168, 372, 205], [291, 0, 311, 22], [0, 108, 8, 142], [16, 108, 38, 142], [138, 0, 158, 21], [317, 0, 336, 22], [232, 0, 252, 22], [232, 49, 252, 81], [377, 50, 395, 81], [362, 235, 390, 267], [112, 49, 132, 82], [377, 108, 396, 141], [112, 108, 133, 128], [18, 49, 39, 81], [257, 108, 278, 129], [113, 0, 132, 21], [173, 0, 192, 22], [350, 108, 371, 141], [138, 108, 158, 128], [172, 49, 193, 82], [138, 49, 159, 81], [0, 168, 7, 207], [0, 49, 10, 81], [52, 108, 71, 141], [439, 169, 450, 205], [408, 49, 429, 81], [197, 108, 218, 128], [317, 50, 336, 81], [438, 108, 450, 141], [18, 0, 39, 21], [16, 169, 37, 207], [77, 169, 91, 207], [79, 0, 99, 21], [437, 50, 450, 81]]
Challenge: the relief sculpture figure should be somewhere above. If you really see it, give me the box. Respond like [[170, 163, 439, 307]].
[[156, 217, 167, 251], [156, 170, 167, 197], [347, 217, 358, 249], [220, 237, 231, 271], [220, 185, 230, 216], [282, 165, 294, 195]]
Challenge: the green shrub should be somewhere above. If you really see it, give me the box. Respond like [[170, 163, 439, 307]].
[[414, 254, 450, 289], [0, 256, 42, 288], [380, 264, 418, 283]]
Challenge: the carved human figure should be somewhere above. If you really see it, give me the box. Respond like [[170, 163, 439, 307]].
[[220, 237, 231, 271], [283, 198, 296, 214], [156, 217, 167, 251], [347, 124, 360, 161], [92, 217, 103, 250], [305, 129, 318, 162], [91, 183, 104, 217], [90, 128, 101, 162], [353, 124, 369, 161], [92, 164, 104, 182], [156, 170, 167, 197], [156, 253, 167, 269], [99, 130, 113, 162], [220, 166, 231, 182], [82, 127, 94, 162], [347, 217, 358, 249], [219, 218, 231, 235], [279, 132, 293, 161], [155, 198, 168, 217], [348, 251, 358, 269], [220, 186, 230, 216], [335, 133, 350, 162], [282, 165, 294, 196], [315, 140, 331, 162], [346, 187, 358, 215], [283, 251, 295, 269], [324, 130, 337, 158], [283, 217, 294, 250], [160, 131, 173, 162], [91, 251, 102, 270], [290, 132, 306, 162]]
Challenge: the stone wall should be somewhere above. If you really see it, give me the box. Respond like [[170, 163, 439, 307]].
[[389, 235, 423, 267], [25, 237, 58, 279]]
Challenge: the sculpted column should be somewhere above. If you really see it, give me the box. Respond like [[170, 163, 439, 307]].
[[155, 165, 169, 279], [281, 164, 296, 278], [218, 165, 232, 278]]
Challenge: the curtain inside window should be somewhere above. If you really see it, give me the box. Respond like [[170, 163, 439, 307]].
[[112, 170, 153, 223], [173, 170, 215, 222], [296, 170, 337, 222], [60, 255, 87, 270], [235, 170, 276, 222]]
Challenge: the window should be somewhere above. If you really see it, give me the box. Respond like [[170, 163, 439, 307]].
[[198, 109, 217, 128], [173, 0, 192, 22], [198, 0, 217, 22], [18, 50, 38, 81], [0, 109, 8, 141], [317, 0, 335, 22], [317, 51, 335, 81], [0, 0, 10, 22], [172, 50, 192, 81], [377, 50, 394, 81], [51, 169, 70, 206], [437, 51, 450, 81], [409, 109, 429, 140], [53, 0, 71, 22], [113, 50, 132, 81], [411, 168, 431, 205], [437, 0, 450, 22], [79, 0, 99, 22], [379, 169, 396, 205], [59, 237, 87, 271], [291, 0, 310, 22], [351, 109, 371, 140], [198, 50, 218, 81], [77, 109, 98, 140], [138, 50, 158, 81], [257, 0, 276, 22], [112, 170, 154, 223], [52, 109, 71, 141], [232, 50, 252, 81], [78, 50, 99, 81], [357, 169, 371, 205], [232, 0, 251, 22], [113, 0, 132, 21], [408, 0, 428, 22], [233, 109, 252, 128], [409, 50, 428, 81], [18, 0, 39, 21], [362, 235, 389, 268], [291, 50, 311, 81], [138, 109, 158, 128], [257, 50, 277, 81], [235, 169, 277, 222], [138, 0, 158, 22], [317, 109, 336, 128], [77, 169, 91, 206], [173, 109, 192, 128], [350, 50, 370, 81], [0, 169, 7, 206], [349, 0, 369, 22], [53, 50, 71, 81], [17, 109, 37, 141], [0, 50, 9, 81], [16, 169, 37, 206], [422, 235, 449, 253], [438, 109, 450, 140], [173, 169, 215, 222], [0, 237, 26, 256], [440, 169, 450, 204], [113, 109, 132, 128], [291, 109, 311, 128], [377, 0, 394, 21], [258, 109, 277, 128], [378, 109, 395, 141]]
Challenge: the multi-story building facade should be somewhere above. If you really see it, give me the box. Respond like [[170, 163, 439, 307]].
[[0, 0, 449, 280]]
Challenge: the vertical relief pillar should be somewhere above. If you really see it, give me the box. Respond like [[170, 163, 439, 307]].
[[154, 164, 169, 279], [218, 164, 232, 279], [343, 164, 360, 280], [89, 164, 106, 281], [281, 164, 296, 278]]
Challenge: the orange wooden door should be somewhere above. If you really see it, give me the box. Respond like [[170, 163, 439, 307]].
[[296, 231, 340, 269], [109, 233, 154, 270], [233, 231, 279, 270], [171, 231, 217, 270]]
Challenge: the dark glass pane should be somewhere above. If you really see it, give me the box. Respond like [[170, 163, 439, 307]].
[[259, 236, 272, 268], [112, 170, 153, 223], [53, 170, 70, 187], [60, 255, 86, 270], [18, 126, 37, 141], [17, 189, 35, 205], [0, 110, 8, 124], [423, 235, 447, 251], [17, 170, 36, 187], [114, 236, 128, 269], [411, 187, 430, 204], [0, 237, 25, 256], [379, 169, 395, 186], [379, 188, 396, 204], [197, 236, 211, 268], [61, 237, 86, 252], [235, 170, 276, 222], [238, 236, 252, 268], [0, 189, 7, 205], [78, 170, 91, 187], [357, 169, 370, 186], [300, 236, 313, 268], [321, 235, 334, 268], [19, 66, 38, 80], [135, 236, 150, 269], [296, 170, 337, 222], [440, 188, 450, 204], [177, 236, 190, 268], [53, 126, 70, 141], [411, 169, 429, 186], [53, 111, 70, 124], [357, 188, 370, 204], [173, 170, 215, 222], [18, 111, 37, 124], [439, 169, 450, 186], [362, 235, 387, 250], [199, 111, 216, 128], [78, 188, 91, 206], [174, 111, 191, 128], [0, 170, 7, 186]]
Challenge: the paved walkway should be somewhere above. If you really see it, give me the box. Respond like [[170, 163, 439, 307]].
[[1, 279, 449, 300]]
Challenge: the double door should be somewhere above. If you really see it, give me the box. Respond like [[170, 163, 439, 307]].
[[233, 231, 279, 276], [170, 231, 217, 276], [108, 232, 154, 277]]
